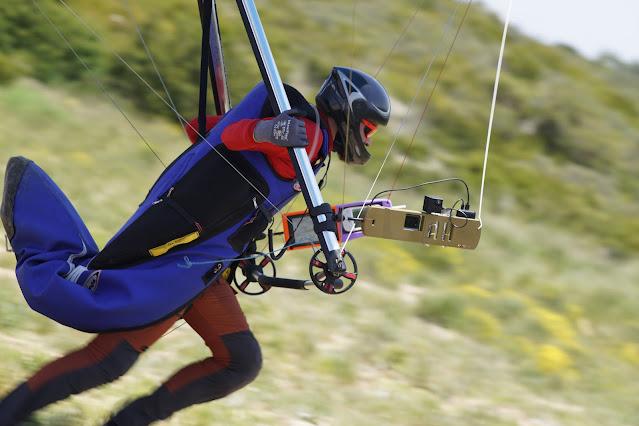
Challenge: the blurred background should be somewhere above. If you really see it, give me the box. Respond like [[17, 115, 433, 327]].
[[1, 0, 638, 424]]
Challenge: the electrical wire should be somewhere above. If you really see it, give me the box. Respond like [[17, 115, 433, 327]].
[[370, 177, 470, 209]]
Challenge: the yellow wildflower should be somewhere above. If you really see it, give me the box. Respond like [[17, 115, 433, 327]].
[[536, 344, 572, 375]]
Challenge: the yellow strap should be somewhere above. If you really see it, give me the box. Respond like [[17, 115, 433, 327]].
[[221, 267, 232, 282], [149, 231, 200, 257]]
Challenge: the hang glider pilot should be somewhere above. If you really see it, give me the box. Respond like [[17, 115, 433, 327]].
[[0, 67, 391, 425]]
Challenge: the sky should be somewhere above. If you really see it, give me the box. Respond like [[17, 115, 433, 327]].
[[479, 0, 639, 63]]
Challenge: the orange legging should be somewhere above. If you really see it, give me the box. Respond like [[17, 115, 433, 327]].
[[0, 279, 262, 426]]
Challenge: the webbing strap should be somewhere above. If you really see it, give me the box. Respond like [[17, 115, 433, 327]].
[[310, 203, 337, 235], [197, 0, 213, 141], [314, 219, 337, 235], [164, 196, 203, 233], [309, 202, 332, 218]]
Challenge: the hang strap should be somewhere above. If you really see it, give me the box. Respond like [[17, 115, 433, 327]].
[[197, 0, 213, 141]]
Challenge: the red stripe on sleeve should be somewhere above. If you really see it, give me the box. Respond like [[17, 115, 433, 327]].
[[221, 118, 327, 180]]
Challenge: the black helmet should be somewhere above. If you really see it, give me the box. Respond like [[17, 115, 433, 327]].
[[316, 67, 391, 164]]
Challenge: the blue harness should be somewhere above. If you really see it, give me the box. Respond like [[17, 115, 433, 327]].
[[6, 83, 329, 332]]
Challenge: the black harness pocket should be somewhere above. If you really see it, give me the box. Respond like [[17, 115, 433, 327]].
[[90, 146, 269, 269], [227, 210, 271, 254]]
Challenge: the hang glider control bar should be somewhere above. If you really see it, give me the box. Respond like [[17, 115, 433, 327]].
[[234, 0, 347, 282]]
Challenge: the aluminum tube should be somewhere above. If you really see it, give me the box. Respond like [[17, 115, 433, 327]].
[[239, 0, 340, 253]]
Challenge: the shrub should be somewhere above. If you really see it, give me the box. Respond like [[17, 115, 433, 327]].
[[530, 306, 579, 349], [0, 1, 102, 83], [0, 54, 19, 84], [535, 344, 573, 377], [460, 307, 502, 341], [415, 291, 465, 327], [620, 343, 639, 365]]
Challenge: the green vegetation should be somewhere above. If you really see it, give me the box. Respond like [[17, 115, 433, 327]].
[[1, 0, 639, 425]]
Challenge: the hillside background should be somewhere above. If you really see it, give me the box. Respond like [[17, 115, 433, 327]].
[[1, 0, 638, 425]]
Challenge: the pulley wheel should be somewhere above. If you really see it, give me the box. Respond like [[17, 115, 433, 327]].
[[309, 250, 358, 295]]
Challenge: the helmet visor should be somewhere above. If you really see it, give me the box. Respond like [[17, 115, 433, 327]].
[[359, 118, 378, 145]]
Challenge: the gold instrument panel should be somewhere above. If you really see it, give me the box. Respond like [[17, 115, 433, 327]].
[[361, 206, 481, 249]]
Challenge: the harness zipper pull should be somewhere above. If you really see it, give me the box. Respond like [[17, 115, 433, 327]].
[[153, 186, 175, 205]]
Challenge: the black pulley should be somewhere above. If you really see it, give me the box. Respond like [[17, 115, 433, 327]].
[[232, 253, 275, 296], [309, 250, 358, 294]]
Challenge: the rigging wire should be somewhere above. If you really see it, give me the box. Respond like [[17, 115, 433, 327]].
[[341, 0, 464, 252], [342, 0, 359, 205], [119, 0, 185, 135], [25, 0, 511, 335], [374, 0, 424, 77], [38, 0, 504, 274], [41, 0, 298, 230], [389, 0, 473, 194], [59, 0, 185, 148], [161, 320, 188, 338], [32, 0, 167, 167], [477, 0, 512, 228]]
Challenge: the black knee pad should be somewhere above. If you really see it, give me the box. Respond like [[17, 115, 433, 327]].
[[109, 333, 262, 423], [222, 330, 262, 385], [99, 341, 140, 382]]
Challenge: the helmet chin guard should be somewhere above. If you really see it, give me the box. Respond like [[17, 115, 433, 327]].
[[316, 67, 391, 165]]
